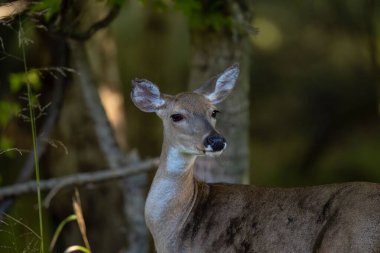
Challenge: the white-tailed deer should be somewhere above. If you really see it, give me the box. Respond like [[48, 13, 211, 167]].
[[131, 64, 380, 253]]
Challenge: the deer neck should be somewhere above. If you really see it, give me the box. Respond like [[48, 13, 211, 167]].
[[145, 140, 198, 242]]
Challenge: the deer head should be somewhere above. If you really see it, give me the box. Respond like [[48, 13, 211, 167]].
[[131, 64, 240, 157]]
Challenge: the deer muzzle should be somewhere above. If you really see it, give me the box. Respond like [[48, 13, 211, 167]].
[[204, 134, 227, 153]]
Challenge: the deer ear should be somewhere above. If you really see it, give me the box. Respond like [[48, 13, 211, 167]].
[[194, 64, 240, 104], [131, 79, 165, 112]]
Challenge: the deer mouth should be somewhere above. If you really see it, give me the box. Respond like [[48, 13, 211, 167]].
[[204, 150, 224, 157], [202, 142, 227, 157]]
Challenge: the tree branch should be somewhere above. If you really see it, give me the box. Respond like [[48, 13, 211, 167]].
[[70, 40, 128, 170], [0, 158, 158, 204], [63, 5, 120, 41], [0, 0, 28, 20]]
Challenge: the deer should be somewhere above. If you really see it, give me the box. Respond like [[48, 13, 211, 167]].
[[131, 64, 380, 253]]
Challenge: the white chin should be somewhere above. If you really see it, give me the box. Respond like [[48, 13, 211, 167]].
[[204, 150, 224, 157]]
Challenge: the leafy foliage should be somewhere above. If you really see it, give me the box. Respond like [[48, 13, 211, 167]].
[[174, 0, 231, 31], [138, 0, 232, 31], [31, 0, 62, 21]]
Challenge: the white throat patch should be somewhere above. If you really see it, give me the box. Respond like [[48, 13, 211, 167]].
[[166, 147, 193, 173], [145, 147, 195, 231]]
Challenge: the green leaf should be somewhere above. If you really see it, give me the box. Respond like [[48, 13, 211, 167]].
[[31, 0, 62, 21], [0, 136, 16, 158], [0, 101, 20, 126], [0, 136, 14, 150], [9, 73, 23, 93], [9, 69, 41, 93]]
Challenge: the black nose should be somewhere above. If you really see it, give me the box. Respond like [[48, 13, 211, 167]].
[[204, 134, 226, 152]]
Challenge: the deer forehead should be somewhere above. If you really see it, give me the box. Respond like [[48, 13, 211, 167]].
[[170, 92, 213, 114]]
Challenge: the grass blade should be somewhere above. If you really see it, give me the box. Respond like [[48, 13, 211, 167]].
[[49, 214, 77, 252], [19, 16, 45, 253], [63, 245, 91, 253]]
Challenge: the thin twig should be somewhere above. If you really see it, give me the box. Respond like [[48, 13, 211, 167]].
[[2, 213, 41, 240]]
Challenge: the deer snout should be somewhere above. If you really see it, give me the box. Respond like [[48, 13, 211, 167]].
[[204, 134, 226, 152]]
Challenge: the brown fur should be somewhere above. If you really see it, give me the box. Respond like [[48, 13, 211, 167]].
[[179, 182, 380, 252]]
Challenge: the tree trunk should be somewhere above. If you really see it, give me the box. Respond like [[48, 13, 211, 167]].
[[86, 27, 149, 253], [48, 1, 148, 252], [188, 31, 251, 184], [47, 71, 127, 253]]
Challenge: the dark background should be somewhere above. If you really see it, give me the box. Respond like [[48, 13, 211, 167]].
[[0, 0, 379, 252]]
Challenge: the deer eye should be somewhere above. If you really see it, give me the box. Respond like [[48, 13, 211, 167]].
[[170, 114, 184, 122], [211, 110, 220, 119]]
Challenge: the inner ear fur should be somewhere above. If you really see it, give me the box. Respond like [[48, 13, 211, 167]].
[[194, 64, 240, 104], [131, 79, 165, 112]]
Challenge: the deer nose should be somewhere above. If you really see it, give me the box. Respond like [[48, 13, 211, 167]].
[[204, 134, 226, 152]]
